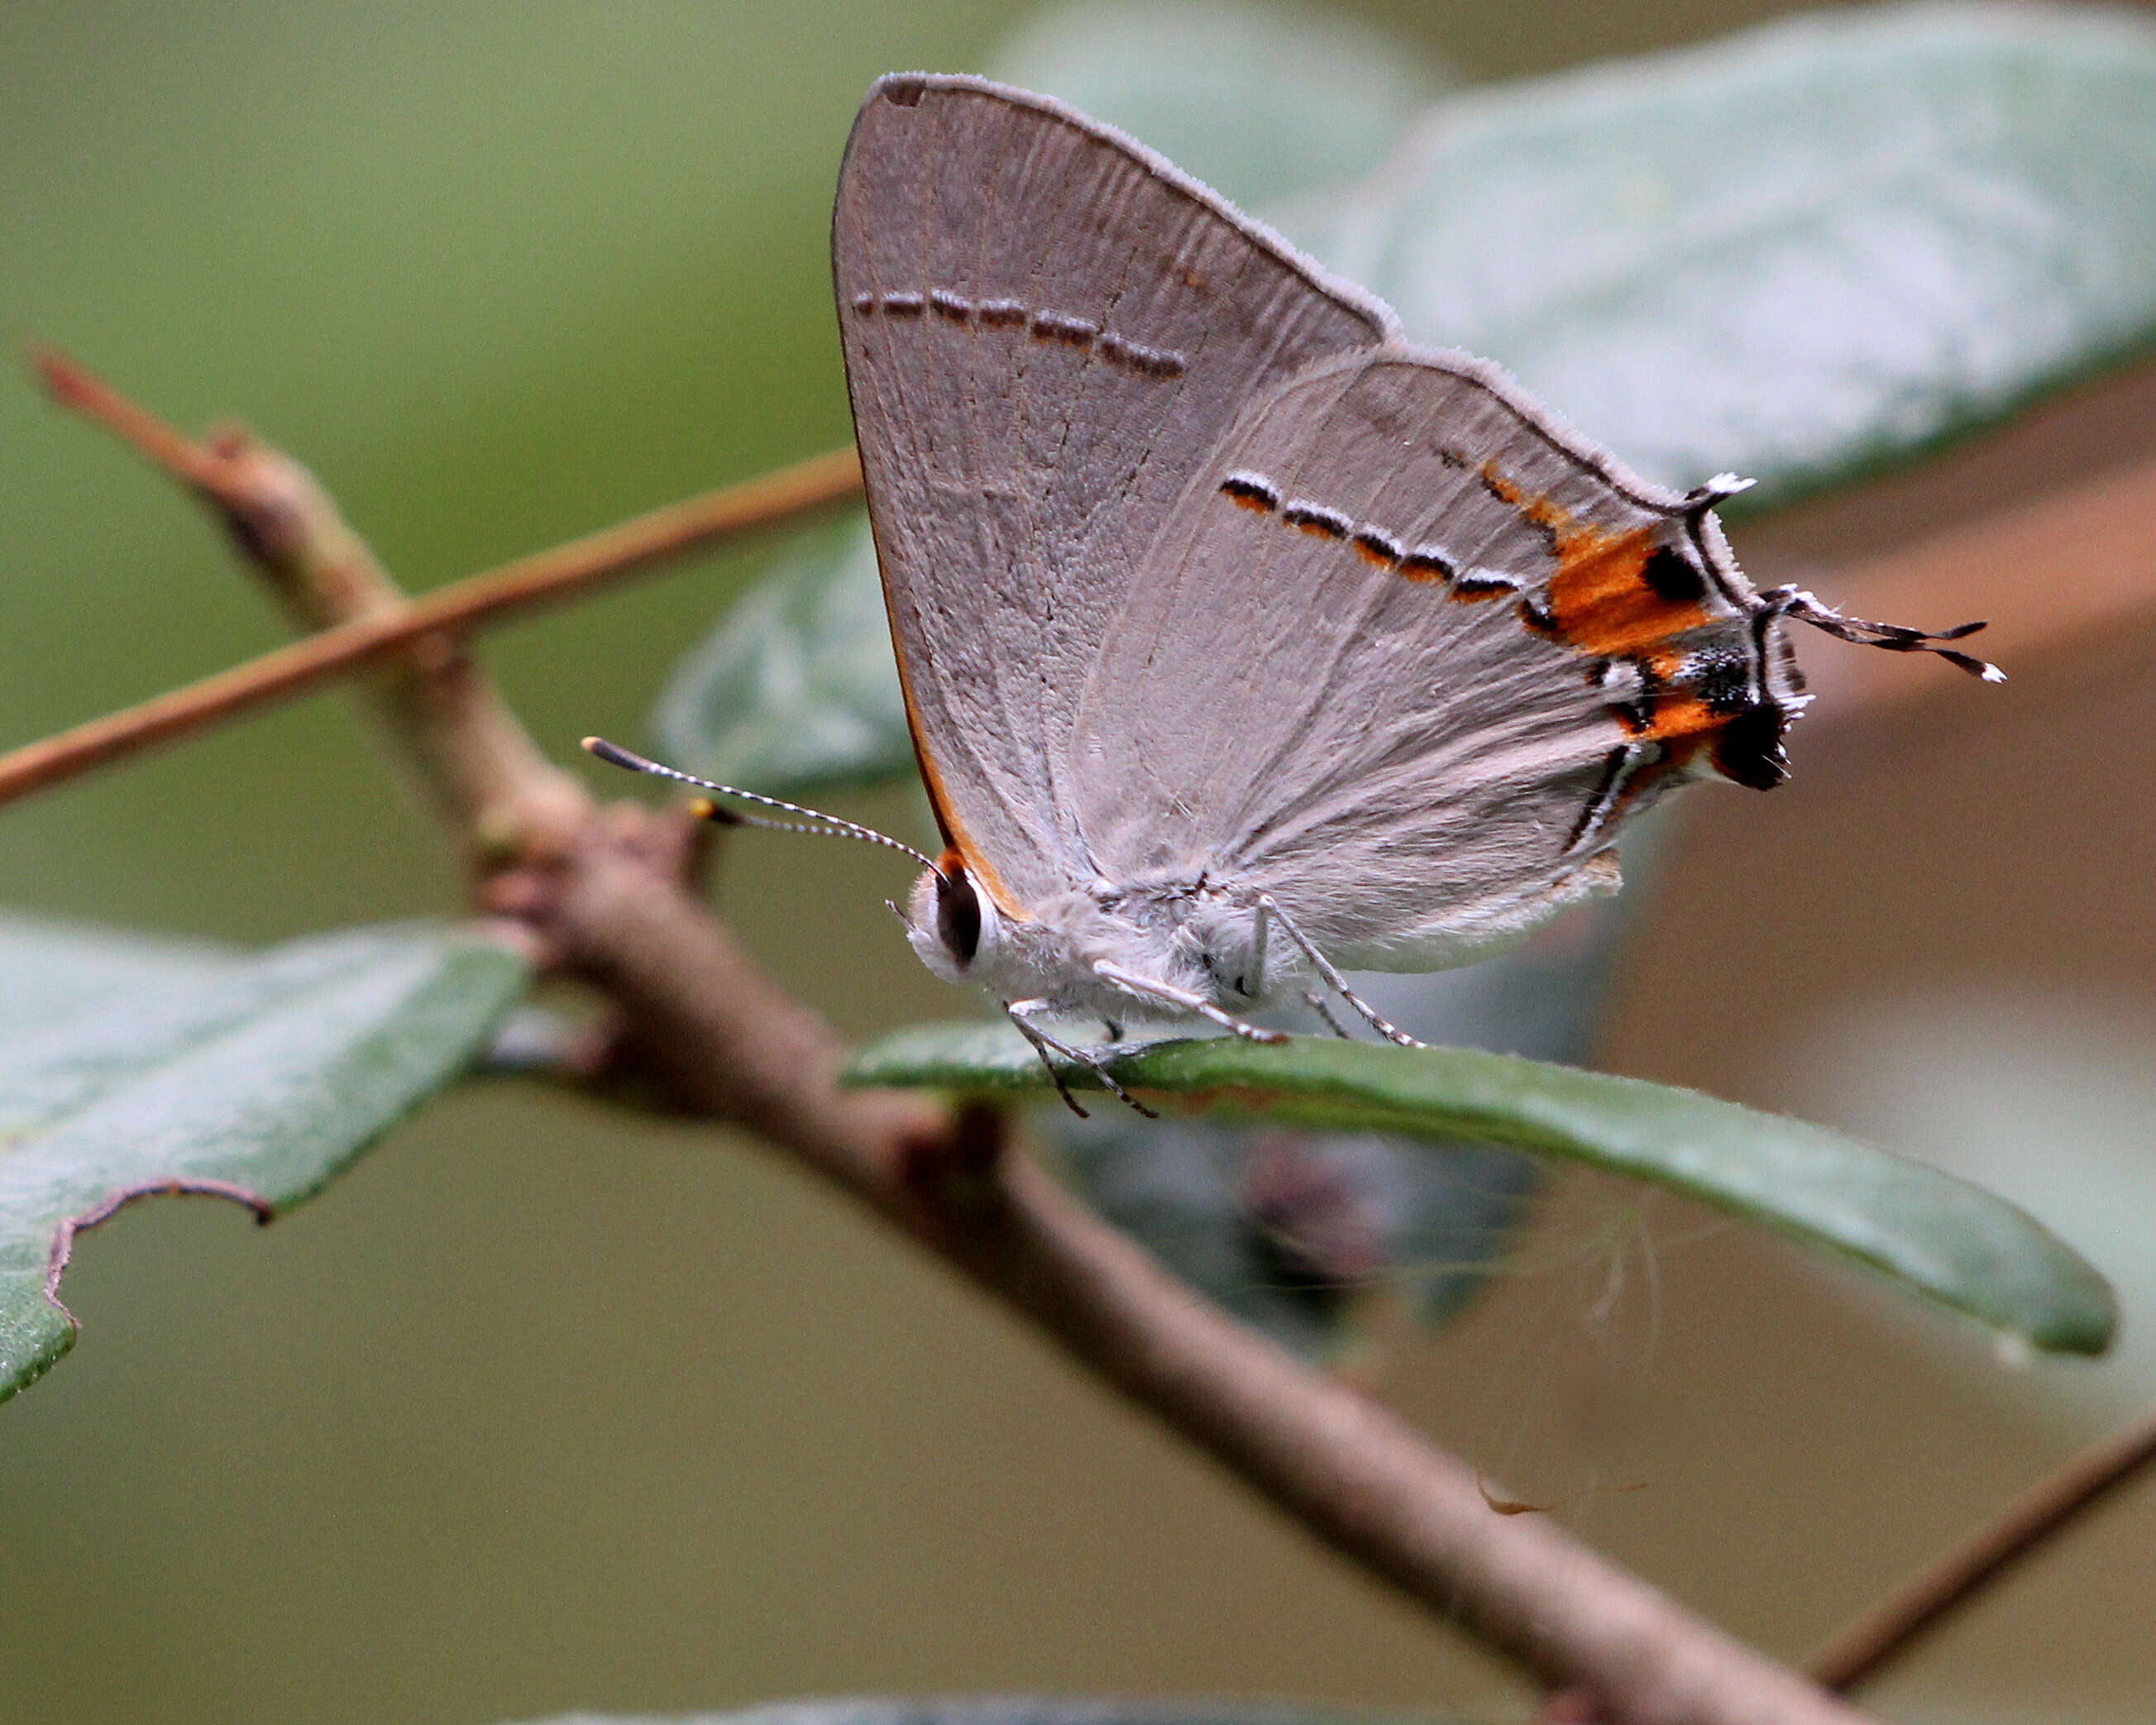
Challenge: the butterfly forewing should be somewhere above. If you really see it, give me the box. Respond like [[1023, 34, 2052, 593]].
[[836, 74, 1392, 914]]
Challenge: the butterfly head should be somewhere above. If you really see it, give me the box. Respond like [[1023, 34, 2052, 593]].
[[904, 850, 1000, 984]]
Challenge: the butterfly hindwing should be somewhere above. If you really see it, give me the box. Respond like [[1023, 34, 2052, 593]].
[[1072, 347, 1771, 968]]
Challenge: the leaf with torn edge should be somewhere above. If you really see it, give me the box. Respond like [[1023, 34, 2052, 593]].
[[0, 915, 531, 1402], [845, 1022, 2117, 1357]]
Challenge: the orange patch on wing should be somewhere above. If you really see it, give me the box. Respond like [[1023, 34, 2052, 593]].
[[1480, 463, 1709, 657], [1638, 694, 1721, 745]]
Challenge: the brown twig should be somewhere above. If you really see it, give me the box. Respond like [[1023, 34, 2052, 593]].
[[34, 348, 593, 853], [1809, 1405, 2156, 1693], [30, 360, 1874, 1725], [33, 347, 227, 486], [0, 350, 861, 812]]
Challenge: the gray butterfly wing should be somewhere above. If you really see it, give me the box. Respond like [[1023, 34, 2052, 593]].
[[1072, 347, 1780, 969], [834, 74, 1392, 915]]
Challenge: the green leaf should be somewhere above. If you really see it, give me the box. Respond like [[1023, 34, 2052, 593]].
[[846, 1023, 2117, 1356], [990, 0, 1454, 207], [651, 518, 911, 798], [1275, 2, 2156, 503], [0, 916, 532, 1402], [503, 1700, 1465, 1725]]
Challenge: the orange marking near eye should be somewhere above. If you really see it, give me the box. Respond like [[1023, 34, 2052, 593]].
[[883, 593, 1025, 921], [1227, 492, 1271, 512]]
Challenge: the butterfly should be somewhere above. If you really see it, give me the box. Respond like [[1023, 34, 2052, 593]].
[[589, 73, 1996, 1116]]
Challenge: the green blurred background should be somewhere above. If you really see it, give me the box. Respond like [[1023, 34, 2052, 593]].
[[3, 3, 2155, 1723]]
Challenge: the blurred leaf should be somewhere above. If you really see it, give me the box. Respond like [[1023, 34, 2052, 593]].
[[1054, 1108, 1536, 1358], [1276, 2, 2156, 503], [652, 519, 906, 797], [0, 915, 238, 1038], [505, 1700, 1465, 1725], [0, 915, 532, 1402], [990, 0, 1454, 206], [846, 1023, 2117, 1355], [1389, 1136, 1540, 1327]]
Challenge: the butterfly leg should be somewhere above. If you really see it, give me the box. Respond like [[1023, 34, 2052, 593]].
[[1303, 991, 1354, 1040], [1253, 898, 1349, 1039], [1253, 893, 1427, 1049], [1242, 898, 1273, 1001], [1005, 1000, 1157, 1120], [1090, 961, 1290, 1045]]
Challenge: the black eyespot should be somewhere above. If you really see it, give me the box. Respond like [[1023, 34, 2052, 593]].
[[935, 865, 982, 966], [1642, 544, 1708, 604]]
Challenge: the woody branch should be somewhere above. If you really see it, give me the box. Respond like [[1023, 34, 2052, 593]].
[[23, 360, 2156, 1724]]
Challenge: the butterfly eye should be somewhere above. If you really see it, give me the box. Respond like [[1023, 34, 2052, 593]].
[[935, 865, 982, 967]]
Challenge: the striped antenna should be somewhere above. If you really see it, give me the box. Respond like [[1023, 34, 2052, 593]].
[[1767, 590, 2005, 683], [581, 738, 940, 871]]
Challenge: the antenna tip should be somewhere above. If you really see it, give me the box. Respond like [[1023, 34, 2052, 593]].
[[581, 736, 651, 773]]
